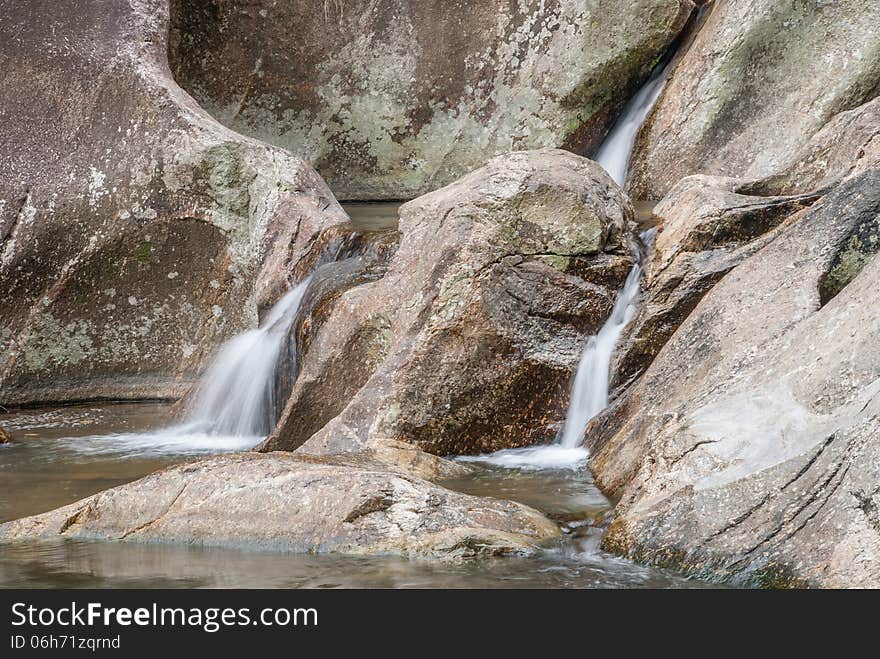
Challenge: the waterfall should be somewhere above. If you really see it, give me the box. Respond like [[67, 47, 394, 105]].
[[592, 61, 672, 187], [181, 278, 311, 438], [557, 262, 643, 448], [71, 279, 311, 456], [461, 55, 672, 470]]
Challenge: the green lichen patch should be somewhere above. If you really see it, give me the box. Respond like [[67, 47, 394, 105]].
[[819, 214, 880, 305]]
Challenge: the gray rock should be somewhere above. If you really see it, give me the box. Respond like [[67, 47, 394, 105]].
[[170, 0, 694, 199], [0, 452, 560, 558], [593, 166, 880, 587], [614, 94, 880, 388], [260, 149, 637, 456], [0, 0, 346, 406], [628, 0, 880, 200], [612, 176, 821, 388]]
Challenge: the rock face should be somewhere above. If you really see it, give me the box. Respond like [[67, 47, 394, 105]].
[[613, 94, 880, 388], [260, 149, 636, 456], [628, 0, 880, 200], [169, 0, 694, 200], [0, 0, 345, 406], [611, 176, 821, 388], [0, 452, 560, 558], [593, 166, 880, 587]]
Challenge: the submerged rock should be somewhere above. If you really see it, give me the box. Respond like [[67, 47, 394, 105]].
[[0, 0, 346, 407], [260, 149, 636, 456], [628, 0, 880, 200], [593, 165, 880, 587], [169, 0, 694, 199], [0, 452, 559, 558]]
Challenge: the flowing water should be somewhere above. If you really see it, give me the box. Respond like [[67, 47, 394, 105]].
[[466, 53, 672, 471], [178, 278, 311, 439], [0, 187, 710, 586]]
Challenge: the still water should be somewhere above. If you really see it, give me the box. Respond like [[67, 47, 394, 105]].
[[0, 404, 710, 589]]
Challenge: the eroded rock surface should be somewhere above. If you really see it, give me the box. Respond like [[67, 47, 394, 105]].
[[628, 0, 880, 199], [593, 166, 880, 587], [0, 452, 559, 558], [260, 149, 636, 456], [614, 94, 880, 388], [0, 0, 346, 406], [169, 0, 694, 199]]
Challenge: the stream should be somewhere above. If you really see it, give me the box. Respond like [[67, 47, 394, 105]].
[[0, 202, 712, 589], [0, 400, 708, 588]]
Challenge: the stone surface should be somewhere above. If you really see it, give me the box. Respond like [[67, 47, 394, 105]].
[[0, 0, 346, 406], [628, 0, 880, 200], [614, 94, 880, 388], [169, 0, 694, 200], [611, 176, 820, 388], [260, 149, 636, 456], [0, 452, 559, 558], [593, 166, 880, 587]]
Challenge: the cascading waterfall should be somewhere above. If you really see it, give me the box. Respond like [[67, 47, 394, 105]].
[[461, 54, 674, 470], [592, 62, 672, 188], [72, 279, 311, 456], [556, 262, 643, 448], [180, 277, 311, 438]]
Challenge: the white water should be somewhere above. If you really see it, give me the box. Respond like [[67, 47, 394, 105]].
[[462, 58, 673, 471], [460, 263, 644, 471], [71, 279, 311, 456], [593, 57, 673, 187], [557, 263, 643, 448]]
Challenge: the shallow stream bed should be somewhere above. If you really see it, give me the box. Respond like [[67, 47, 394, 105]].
[[0, 403, 710, 588]]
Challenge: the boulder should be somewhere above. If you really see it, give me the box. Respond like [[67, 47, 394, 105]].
[[0, 0, 346, 406], [628, 0, 880, 200], [260, 149, 636, 456], [613, 94, 880, 387], [611, 176, 820, 388], [593, 166, 880, 587], [169, 0, 694, 199], [0, 452, 560, 558]]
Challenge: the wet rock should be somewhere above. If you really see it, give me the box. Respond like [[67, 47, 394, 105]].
[[260, 149, 636, 456], [169, 0, 694, 199], [0, 0, 346, 406], [593, 166, 880, 587], [0, 452, 559, 558], [628, 0, 880, 200]]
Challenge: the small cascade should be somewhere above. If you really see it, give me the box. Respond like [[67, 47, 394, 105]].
[[71, 279, 312, 456], [181, 278, 311, 438], [557, 262, 643, 448], [462, 42, 677, 470], [592, 62, 672, 187]]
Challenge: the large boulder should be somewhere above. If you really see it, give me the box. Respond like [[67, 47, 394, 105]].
[[169, 0, 695, 200], [613, 94, 880, 387], [260, 149, 636, 456], [0, 452, 560, 558], [0, 0, 346, 406], [611, 176, 820, 387], [593, 166, 880, 587], [628, 0, 880, 200]]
